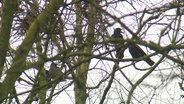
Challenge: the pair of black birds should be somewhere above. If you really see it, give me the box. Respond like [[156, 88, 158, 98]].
[[111, 28, 154, 66]]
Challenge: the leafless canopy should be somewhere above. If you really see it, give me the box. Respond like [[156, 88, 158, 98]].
[[0, 0, 184, 104]]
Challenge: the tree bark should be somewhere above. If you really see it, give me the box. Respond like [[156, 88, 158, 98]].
[[74, 2, 97, 104], [0, 0, 17, 77]]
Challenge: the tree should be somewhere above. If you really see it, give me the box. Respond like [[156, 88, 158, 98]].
[[0, 0, 184, 104]]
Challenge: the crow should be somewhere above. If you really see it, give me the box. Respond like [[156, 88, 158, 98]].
[[128, 42, 155, 66], [111, 28, 125, 59]]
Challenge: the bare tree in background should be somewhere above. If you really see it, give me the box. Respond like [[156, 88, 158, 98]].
[[0, 0, 184, 104]]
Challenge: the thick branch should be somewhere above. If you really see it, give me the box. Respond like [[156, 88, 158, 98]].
[[0, 0, 17, 77], [99, 63, 118, 104]]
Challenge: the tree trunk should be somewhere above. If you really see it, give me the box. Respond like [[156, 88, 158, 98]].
[[74, 2, 97, 104]]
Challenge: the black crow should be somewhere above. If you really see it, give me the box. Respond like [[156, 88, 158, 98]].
[[129, 44, 155, 66], [111, 28, 125, 59]]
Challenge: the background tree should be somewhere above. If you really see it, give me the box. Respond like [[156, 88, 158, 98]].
[[0, 0, 184, 104]]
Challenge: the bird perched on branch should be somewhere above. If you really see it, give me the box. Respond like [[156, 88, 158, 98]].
[[111, 28, 125, 59], [127, 32, 155, 66], [129, 44, 155, 66], [46, 62, 60, 81]]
